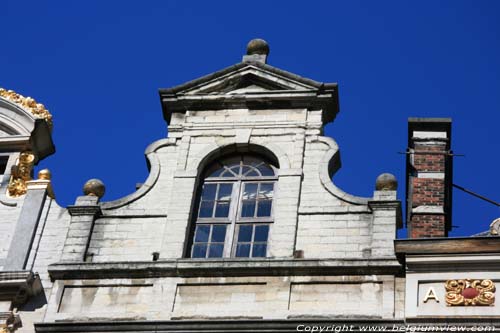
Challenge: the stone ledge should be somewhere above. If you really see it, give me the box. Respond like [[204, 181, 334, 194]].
[[35, 319, 406, 333], [48, 258, 402, 280], [0, 271, 42, 307]]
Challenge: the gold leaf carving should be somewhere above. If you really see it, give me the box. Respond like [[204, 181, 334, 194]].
[[0, 88, 53, 130], [445, 279, 496, 306], [7, 151, 35, 197]]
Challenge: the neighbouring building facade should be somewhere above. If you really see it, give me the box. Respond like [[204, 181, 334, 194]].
[[0, 39, 498, 333]]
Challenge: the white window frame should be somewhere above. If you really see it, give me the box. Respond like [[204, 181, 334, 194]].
[[190, 155, 277, 258]]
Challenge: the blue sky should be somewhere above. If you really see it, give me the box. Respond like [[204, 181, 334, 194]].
[[2, 1, 499, 237]]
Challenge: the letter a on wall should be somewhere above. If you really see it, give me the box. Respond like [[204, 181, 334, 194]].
[[423, 287, 440, 303]]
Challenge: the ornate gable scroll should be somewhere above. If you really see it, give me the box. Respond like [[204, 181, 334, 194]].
[[445, 279, 496, 306], [0, 88, 53, 130]]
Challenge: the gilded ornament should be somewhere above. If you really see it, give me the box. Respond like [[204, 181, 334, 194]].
[[38, 169, 51, 180], [0, 88, 53, 129], [7, 151, 35, 197], [445, 279, 496, 306]]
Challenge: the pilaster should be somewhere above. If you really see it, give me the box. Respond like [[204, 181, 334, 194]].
[[61, 196, 101, 262], [368, 190, 401, 257], [4, 179, 52, 270]]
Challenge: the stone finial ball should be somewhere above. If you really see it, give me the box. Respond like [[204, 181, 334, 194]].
[[38, 169, 51, 180], [375, 173, 398, 191], [83, 178, 105, 198], [246, 38, 270, 55]]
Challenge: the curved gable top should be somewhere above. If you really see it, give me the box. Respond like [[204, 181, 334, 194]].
[[0, 88, 55, 160], [159, 61, 339, 125]]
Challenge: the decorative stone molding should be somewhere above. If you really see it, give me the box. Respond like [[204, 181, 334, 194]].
[[445, 279, 496, 306], [7, 151, 35, 197], [47, 258, 402, 280], [0, 271, 41, 333], [490, 218, 500, 236], [100, 152, 161, 210], [0, 271, 42, 307], [0, 88, 53, 129], [317, 136, 370, 205]]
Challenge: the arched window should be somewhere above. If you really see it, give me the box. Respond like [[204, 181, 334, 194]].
[[189, 155, 277, 258]]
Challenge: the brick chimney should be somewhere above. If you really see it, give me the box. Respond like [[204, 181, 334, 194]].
[[406, 118, 452, 238]]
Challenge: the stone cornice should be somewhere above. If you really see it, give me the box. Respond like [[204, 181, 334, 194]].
[[48, 258, 402, 280], [67, 205, 102, 217], [159, 62, 339, 125], [394, 237, 500, 266], [368, 200, 401, 210], [35, 319, 406, 333], [0, 271, 42, 307]]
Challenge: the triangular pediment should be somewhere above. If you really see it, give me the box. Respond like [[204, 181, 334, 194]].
[[159, 61, 339, 125], [162, 63, 323, 96]]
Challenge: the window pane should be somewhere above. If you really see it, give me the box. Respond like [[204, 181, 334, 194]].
[[243, 183, 258, 200], [0, 157, 8, 175], [252, 244, 267, 257], [211, 225, 227, 242], [254, 225, 269, 242], [241, 200, 256, 217], [235, 244, 251, 257], [257, 164, 274, 176], [214, 201, 230, 217], [229, 165, 240, 175], [259, 183, 274, 199], [217, 184, 233, 201], [192, 244, 207, 258], [201, 184, 217, 200], [246, 169, 259, 176], [242, 166, 251, 175], [242, 166, 259, 176], [208, 244, 224, 258], [194, 225, 210, 242], [257, 200, 272, 217], [238, 225, 253, 242], [221, 168, 236, 177], [224, 158, 240, 169], [199, 200, 214, 218], [207, 166, 224, 177]]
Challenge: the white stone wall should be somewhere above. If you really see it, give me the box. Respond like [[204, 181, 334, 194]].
[[296, 213, 373, 259], [0, 152, 23, 268], [44, 275, 399, 321], [88, 217, 166, 262]]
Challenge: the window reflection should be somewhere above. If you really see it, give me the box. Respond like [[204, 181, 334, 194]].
[[190, 155, 276, 259]]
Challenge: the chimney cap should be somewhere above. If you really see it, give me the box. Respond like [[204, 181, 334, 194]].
[[408, 117, 452, 148]]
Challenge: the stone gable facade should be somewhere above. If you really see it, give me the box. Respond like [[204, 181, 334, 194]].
[[0, 39, 498, 333]]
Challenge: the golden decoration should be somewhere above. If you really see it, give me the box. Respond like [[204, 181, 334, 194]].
[[0, 88, 53, 129], [38, 168, 51, 180], [7, 151, 35, 197], [445, 279, 496, 306]]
